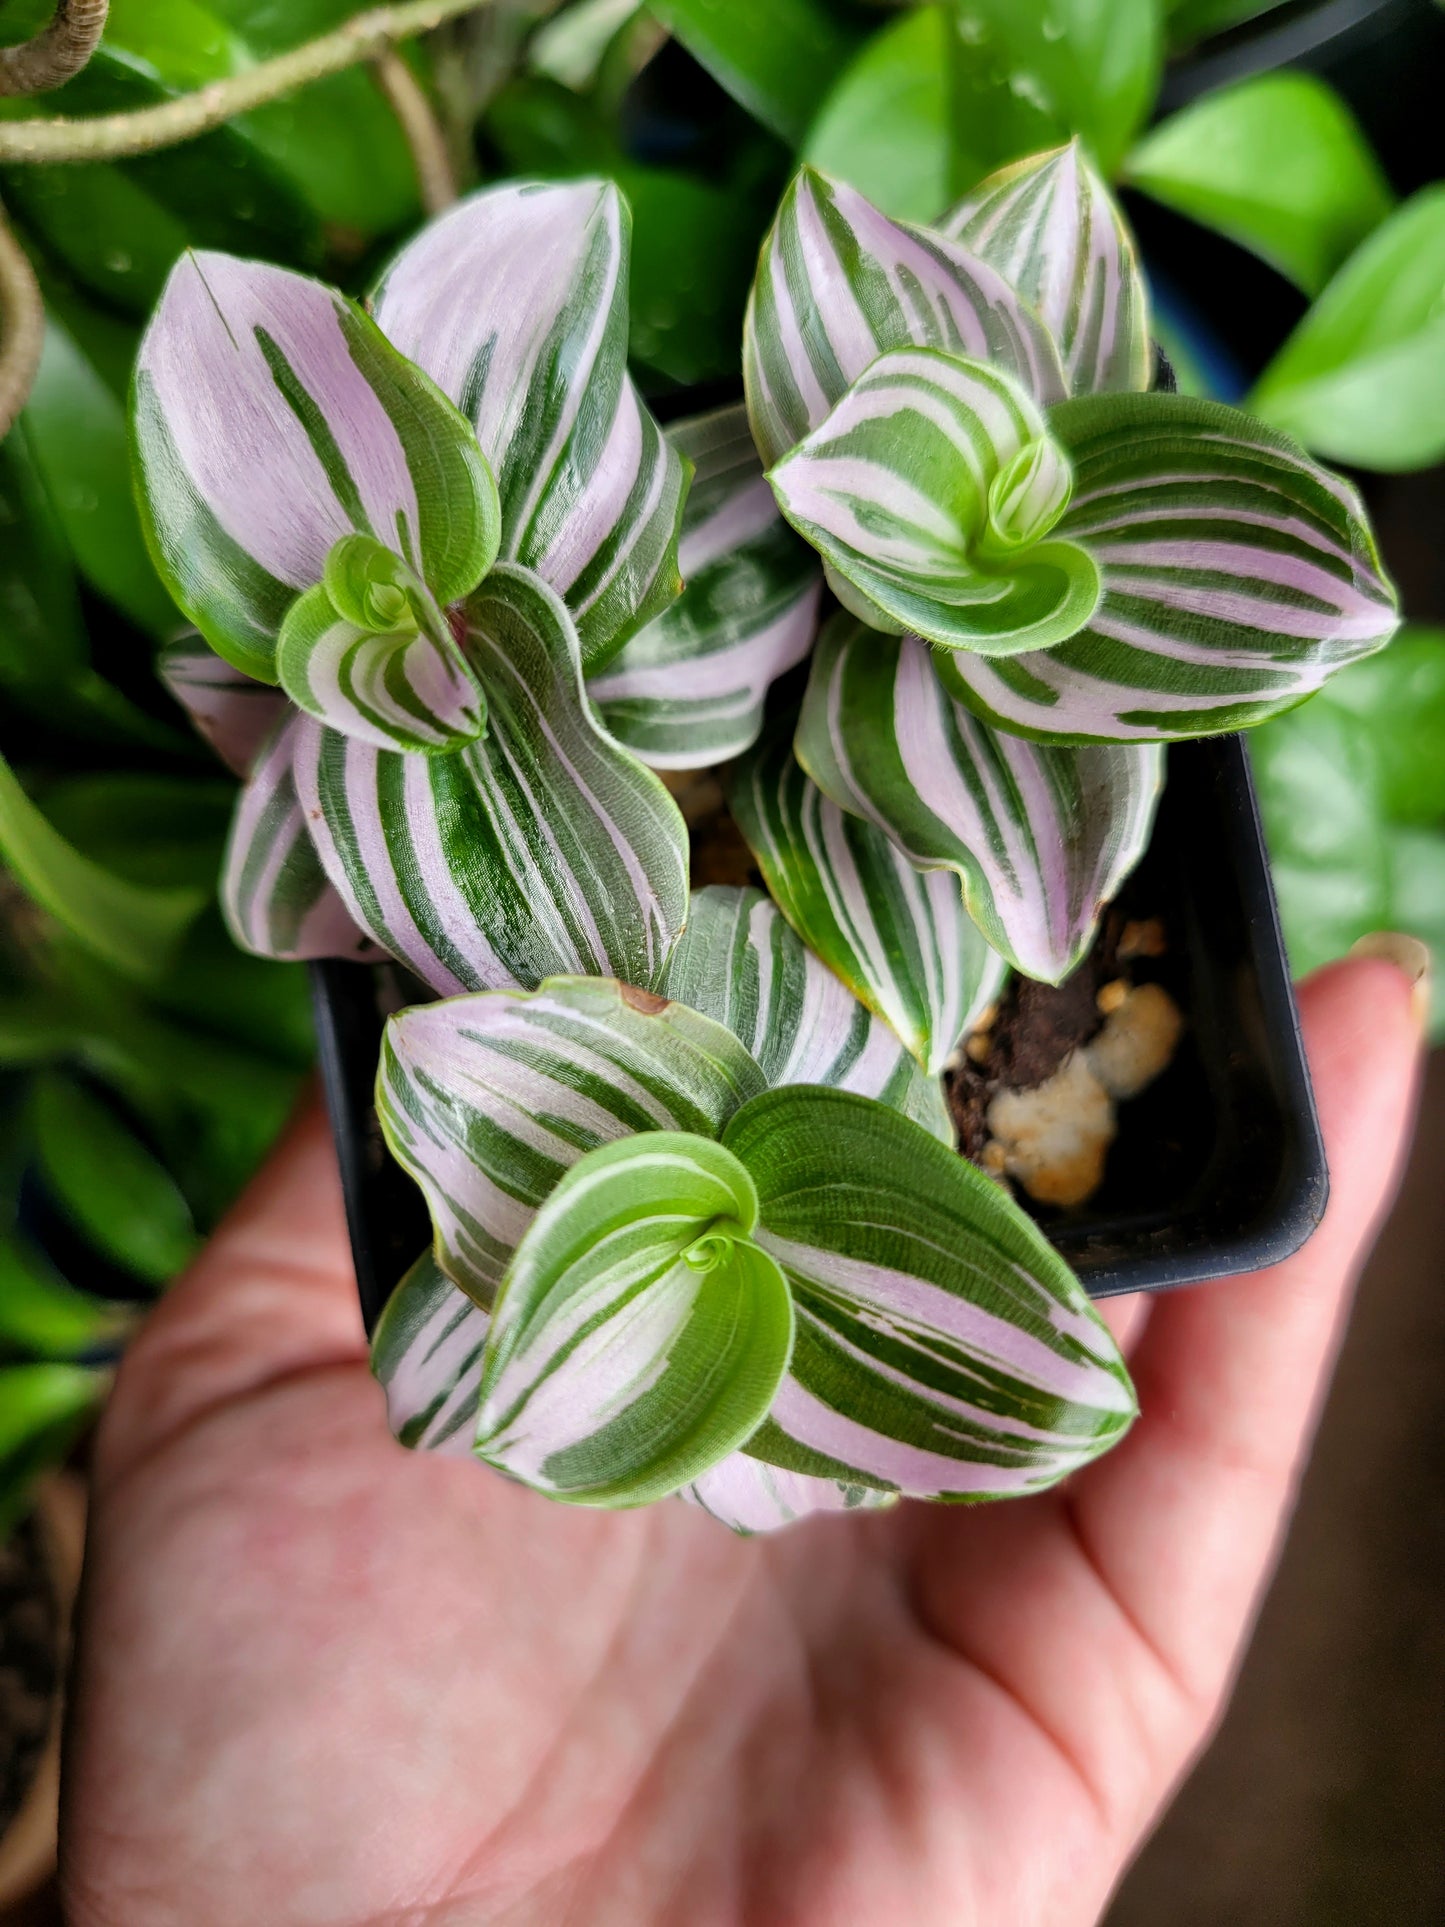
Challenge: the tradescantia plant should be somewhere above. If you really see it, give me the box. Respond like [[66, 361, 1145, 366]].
[[130, 133, 1398, 1533]]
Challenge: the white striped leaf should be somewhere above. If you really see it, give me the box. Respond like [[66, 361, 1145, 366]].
[[377, 977, 768, 1305], [659, 884, 955, 1140], [294, 565, 689, 998], [729, 738, 1009, 1075], [796, 617, 1163, 983], [938, 393, 1401, 743], [134, 250, 500, 683], [476, 1133, 794, 1506], [373, 179, 688, 673], [372, 1249, 490, 1458], [723, 1086, 1136, 1500], [221, 715, 378, 963], [274, 535, 487, 753], [159, 636, 287, 777], [768, 348, 1101, 655], [678, 1455, 896, 1534], [743, 165, 1066, 471], [588, 405, 822, 768], [940, 141, 1151, 399]]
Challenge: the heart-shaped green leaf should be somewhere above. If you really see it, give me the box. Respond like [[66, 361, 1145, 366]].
[[477, 1133, 793, 1506]]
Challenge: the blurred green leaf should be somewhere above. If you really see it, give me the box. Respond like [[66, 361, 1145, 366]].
[[532, 0, 644, 90], [947, 0, 1161, 186], [0, 992, 85, 1068], [0, 752, 205, 983], [0, 1238, 135, 1359], [150, 910, 315, 1070], [0, 1361, 102, 1538], [648, 0, 858, 144], [21, 311, 177, 638], [1165, 0, 1291, 52], [1249, 186, 1445, 472], [1127, 75, 1393, 297], [37, 773, 234, 893], [803, 4, 951, 223], [1317, 626, 1445, 825], [32, 1072, 201, 1285], [0, 431, 88, 698], [1386, 827, 1445, 1040]]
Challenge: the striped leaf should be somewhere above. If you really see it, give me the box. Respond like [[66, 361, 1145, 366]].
[[940, 141, 1151, 398], [377, 977, 768, 1305], [679, 1455, 897, 1534], [159, 636, 286, 777], [938, 393, 1400, 743], [743, 166, 1065, 471], [587, 405, 822, 768], [373, 180, 688, 673], [372, 1249, 490, 1458], [275, 536, 486, 753], [796, 618, 1163, 982], [477, 1134, 794, 1506], [294, 566, 689, 998], [133, 250, 499, 683], [729, 739, 1009, 1074], [724, 1086, 1136, 1499], [768, 348, 1100, 655], [221, 716, 377, 963], [659, 884, 955, 1139]]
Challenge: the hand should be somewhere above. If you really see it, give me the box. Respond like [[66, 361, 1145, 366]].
[[58, 956, 1423, 1927]]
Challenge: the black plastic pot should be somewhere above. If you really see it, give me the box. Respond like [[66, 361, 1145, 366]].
[[313, 734, 1328, 1331]]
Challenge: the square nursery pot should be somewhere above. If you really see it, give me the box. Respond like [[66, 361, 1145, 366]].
[[312, 733, 1328, 1336]]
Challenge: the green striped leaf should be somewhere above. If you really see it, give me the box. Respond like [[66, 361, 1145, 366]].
[[724, 1086, 1136, 1499], [158, 636, 287, 776], [477, 1134, 794, 1506], [275, 537, 487, 754], [372, 1249, 490, 1457], [133, 251, 499, 683], [937, 393, 1400, 742], [295, 566, 689, 998], [743, 166, 1066, 472], [659, 885, 955, 1139], [221, 717, 377, 963], [729, 740, 1009, 1075], [372, 179, 688, 673], [679, 1455, 896, 1533], [587, 405, 821, 768], [941, 141, 1151, 398], [768, 347, 1100, 655], [377, 977, 768, 1305], [796, 618, 1163, 982]]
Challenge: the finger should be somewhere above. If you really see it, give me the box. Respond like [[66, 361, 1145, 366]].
[[1097, 1291, 1153, 1356], [94, 1089, 366, 1489], [1066, 955, 1423, 1715]]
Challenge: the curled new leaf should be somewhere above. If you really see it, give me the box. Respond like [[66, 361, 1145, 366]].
[[659, 884, 955, 1138], [133, 251, 499, 682], [743, 166, 1065, 471], [728, 740, 1009, 1076], [477, 1134, 794, 1506], [377, 977, 768, 1305], [295, 566, 689, 997], [588, 406, 821, 768], [372, 179, 688, 671], [724, 1086, 1136, 1500], [767, 347, 1100, 654], [796, 618, 1162, 983]]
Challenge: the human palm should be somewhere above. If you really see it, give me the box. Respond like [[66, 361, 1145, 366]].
[[59, 958, 1421, 1927]]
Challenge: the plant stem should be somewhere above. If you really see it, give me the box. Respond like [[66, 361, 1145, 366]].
[[0, 0, 108, 98], [0, 0, 492, 163], [372, 47, 457, 214], [0, 204, 44, 441]]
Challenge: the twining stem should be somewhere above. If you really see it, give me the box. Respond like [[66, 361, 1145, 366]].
[[0, 203, 44, 440], [0, 0, 492, 163], [373, 47, 457, 213], [0, 0, 108, 97]]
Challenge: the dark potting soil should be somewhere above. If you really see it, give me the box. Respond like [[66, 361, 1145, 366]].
[[0, 1515, 58, 1835]]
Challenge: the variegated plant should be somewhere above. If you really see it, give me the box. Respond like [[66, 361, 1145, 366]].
[[369, 940, 1135, 1529], [740, 142, 1399, 980]]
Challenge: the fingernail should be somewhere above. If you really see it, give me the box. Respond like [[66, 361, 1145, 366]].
[[1349, 932, 1432, 1030]]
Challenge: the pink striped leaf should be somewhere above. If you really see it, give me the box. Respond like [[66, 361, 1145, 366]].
[[723, 1086, 1136, 1501], [796, 617, 1162, 983], [158, 636, 287, 777], [373, 180, 687, 673]]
